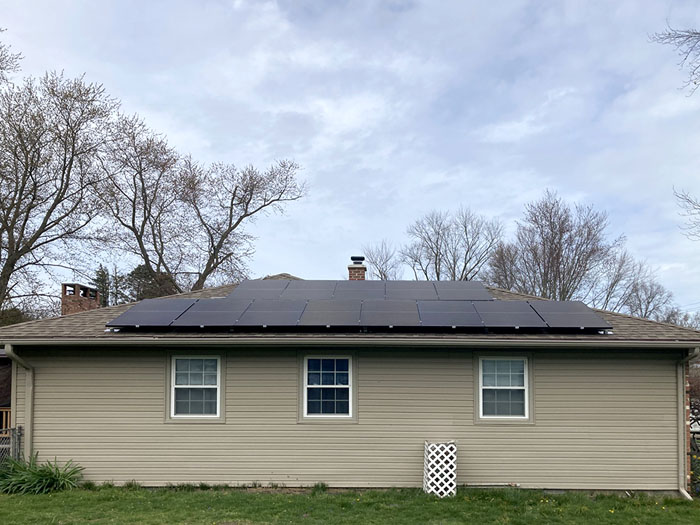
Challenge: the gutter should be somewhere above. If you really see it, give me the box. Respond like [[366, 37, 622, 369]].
[[0, 337, 699, 349], [678, 347, 699, 500], [4, 344, 33, 458]]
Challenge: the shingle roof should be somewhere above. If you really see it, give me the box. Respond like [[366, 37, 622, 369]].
[[1, 277, 699, 346]]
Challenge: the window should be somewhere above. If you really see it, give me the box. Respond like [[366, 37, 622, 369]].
[[479, 357, 528, 418], [304, 357, 351, 417], [171, 357, 220, 417]]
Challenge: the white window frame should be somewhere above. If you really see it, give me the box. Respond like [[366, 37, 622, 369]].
[[171, 355, 221, 419], [303, 355, 353, 418], [479, 356, 528, 420]]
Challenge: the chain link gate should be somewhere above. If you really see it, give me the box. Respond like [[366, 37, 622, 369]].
[[0, 426, 22, 463]]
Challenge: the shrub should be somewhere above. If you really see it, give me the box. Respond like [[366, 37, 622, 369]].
[[0, 454, 84, 494], [312, 482, 328, 495], [123, 480, 142, 490]]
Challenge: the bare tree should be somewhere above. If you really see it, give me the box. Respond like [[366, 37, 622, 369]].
[[651, 26, 700, 94], [487, 190, 619, 300], [674, 188, 700, 240], [625, 280, 674, 320], [0, 29, 21, 83], [0, 72, 116, 310], [401, 208, 502, 281], [180, 158, 304, 290], [363, 239, 402, 280], [99, 116, 305, 292]]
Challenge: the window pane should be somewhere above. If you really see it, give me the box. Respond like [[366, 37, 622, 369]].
[[336, 388, 349, 401], [307, 400, 321, 414], [336, 359, 349, 372], [203, 359, 217, 372], [322, 400, 335, 413], [308, 359, 321, 371], [189, 372, 203, 385], [321, 388, 335, 401], [336, 401, 349, 414], [203, 373, 217, 385], [482, 360, 496, 374], [482, 388, 525, 417], [175, 360, 189, 372], [482, 373, 496, 387], [190, 389, 204, 401], [174, 388, 218, 416], [191, 359, 204, 372], [175, 372, 189, 385], [511, 360, 524, 374], [336, 372, 348, 385], [308, 372, 320, 385], [322, 359, 335, 372], [496, 373, 511, 386], [322, 372, 335, 385], [512, 372, 525, 387], [308, 389, 321, 401], [496, 360, 510, 374]]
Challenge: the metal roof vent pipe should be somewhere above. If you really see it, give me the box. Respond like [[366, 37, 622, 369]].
[[348, 256, 366, 281]]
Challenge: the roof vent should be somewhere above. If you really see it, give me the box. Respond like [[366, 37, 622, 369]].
[[350, 256, 365, 265]]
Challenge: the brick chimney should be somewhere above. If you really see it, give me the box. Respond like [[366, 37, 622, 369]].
[[348, 256, 367, 280], [61, 283, 101, 316]]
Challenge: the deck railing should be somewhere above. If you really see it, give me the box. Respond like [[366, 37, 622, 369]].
[[0, 408, 10, 433]]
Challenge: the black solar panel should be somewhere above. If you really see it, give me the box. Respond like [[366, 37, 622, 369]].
[[385, 281, 438, 300], [434, 281, 494, 301], [298, 300, 361, 326], [229, 279, 291, 300], [417, 300, 483, 327], [106, 298, 197, 327], [473, 301, 546, 328], [333, 280, 386, 300], [360, 300, 420, 326], [171, 298, 252, 327], [529, 301, 612, 329], [236, 299, 306, 326]]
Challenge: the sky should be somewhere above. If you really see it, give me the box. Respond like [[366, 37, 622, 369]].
[[2, 0, 700, 308]]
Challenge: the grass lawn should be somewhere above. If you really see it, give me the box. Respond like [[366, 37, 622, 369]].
[[0, 486, 699, 525]]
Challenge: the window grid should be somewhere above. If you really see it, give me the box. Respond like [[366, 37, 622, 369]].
[[304, 357, 352, 418], [171, 356, 220, 418], [479, 357, 528, 419]]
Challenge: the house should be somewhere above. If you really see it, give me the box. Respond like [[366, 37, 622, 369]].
[[0, 258, 697, 497]]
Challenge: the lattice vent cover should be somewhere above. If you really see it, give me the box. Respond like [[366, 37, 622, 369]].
[[423, 440, 457, 498]]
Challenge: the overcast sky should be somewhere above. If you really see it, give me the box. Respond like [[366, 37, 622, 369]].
[[3, 0, 700, 308]]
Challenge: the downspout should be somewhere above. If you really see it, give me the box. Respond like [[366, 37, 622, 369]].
[[678, 347, 699, 501], [5, 344, 33, 459]]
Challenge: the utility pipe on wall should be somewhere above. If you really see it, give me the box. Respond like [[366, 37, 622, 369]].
[[4, 344, 33, 458]]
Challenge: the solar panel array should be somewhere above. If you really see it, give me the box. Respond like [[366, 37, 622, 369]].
[[106, 279, 612, 331]]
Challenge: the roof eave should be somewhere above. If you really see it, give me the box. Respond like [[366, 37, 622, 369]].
[[1, 336, 698, 350]]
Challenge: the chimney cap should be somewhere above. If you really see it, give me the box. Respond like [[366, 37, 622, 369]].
[[350, 255, 365, 265]]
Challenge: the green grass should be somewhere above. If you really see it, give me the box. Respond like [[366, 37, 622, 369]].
[[0, 486, 699, 524]]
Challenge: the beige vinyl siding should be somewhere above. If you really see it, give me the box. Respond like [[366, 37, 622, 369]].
[[13, 347, 679, 489], [13, 363, 25, 428]]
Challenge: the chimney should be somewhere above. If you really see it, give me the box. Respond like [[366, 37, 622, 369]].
[[61, 283, 101, 316], [348, 255, 366, 281]]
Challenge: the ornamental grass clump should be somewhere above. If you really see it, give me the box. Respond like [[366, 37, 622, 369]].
[[0, 454, 84, 494]]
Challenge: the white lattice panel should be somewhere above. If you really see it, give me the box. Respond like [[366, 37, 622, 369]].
[[423, 440, 457, 498]]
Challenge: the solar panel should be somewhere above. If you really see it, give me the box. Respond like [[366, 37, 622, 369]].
[[298, 300, 362, 326], [228, 279, 291, 300], [529, 301, 612, 329], [434, 281, 493, 301], [106, 298, 197, 327], [473, 300, 546, 328], [279, 289, 335, 300], [417, 300, 483, 327], [333, 280, 386, 300], [171, 298, 252, 327], [235, 299, 307, 326], [360, 299, 420, 326], [385, 281, 438, 300]]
